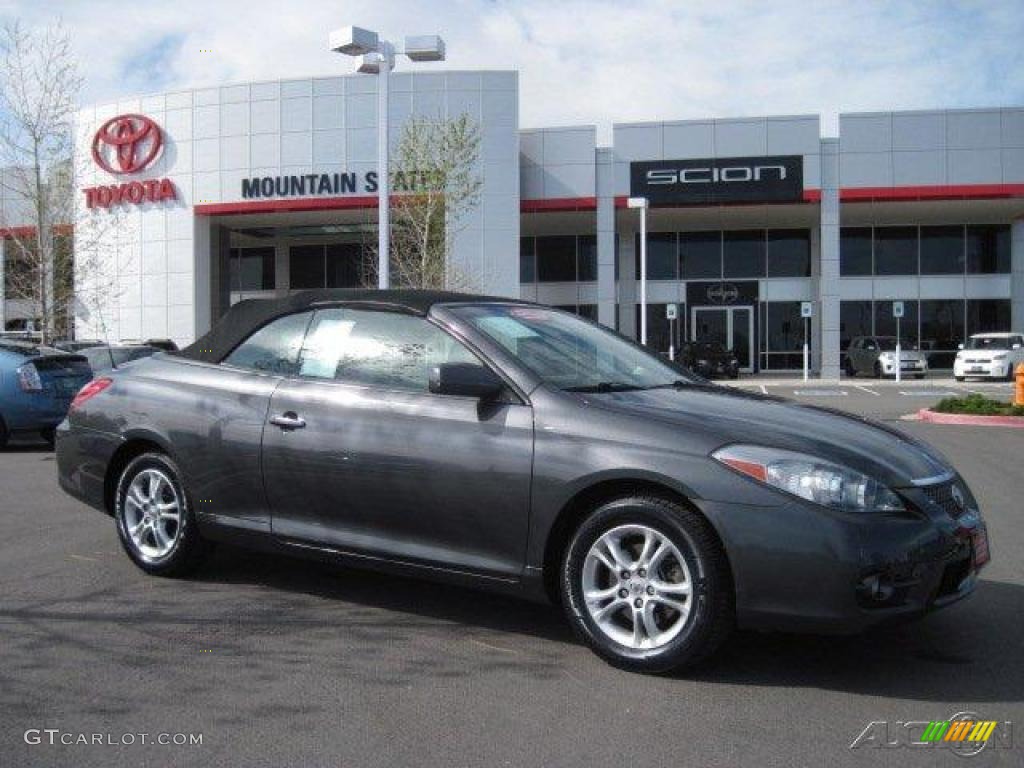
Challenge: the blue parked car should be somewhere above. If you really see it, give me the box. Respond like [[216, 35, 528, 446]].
[[0, 340, 93, 448]]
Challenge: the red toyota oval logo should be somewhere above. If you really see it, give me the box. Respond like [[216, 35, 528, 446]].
[[91, 114, 163, 175]]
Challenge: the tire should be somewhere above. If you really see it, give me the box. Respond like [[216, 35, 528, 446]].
[[561, 495, 734, 673], [844, 359, 855, 378], [0, 417, 8, 450], [914, 374, 925, 380], [114, 452, 209, 577], [729, 371, 739, 380], [40, 428, 56, 448], [873, 362, 882, 379], [955, 376, 965, 382], [1005, 367, 1015, 383]]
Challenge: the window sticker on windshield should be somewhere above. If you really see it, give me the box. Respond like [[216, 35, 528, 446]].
[[508, 307, 551, 322], [300, 318, 355, 378], [478, 316, 540, 340]]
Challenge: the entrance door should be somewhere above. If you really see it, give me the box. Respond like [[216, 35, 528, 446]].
[[691, 306, 755, 372]]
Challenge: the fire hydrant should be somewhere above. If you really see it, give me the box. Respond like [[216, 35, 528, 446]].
[[1016, 363, 1024, 407]]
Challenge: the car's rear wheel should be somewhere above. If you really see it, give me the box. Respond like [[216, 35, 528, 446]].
[[561, 495, 733, 673], [844, 359, 855, 377], [39, 428, 55, 448], [873, 362, 882, 379], [0, 416, 8, 450], [115, 452, 209, 577]]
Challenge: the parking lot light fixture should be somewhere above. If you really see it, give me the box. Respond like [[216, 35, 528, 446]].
[[627, 197, 649, 345], [329, 25, 446, 290]]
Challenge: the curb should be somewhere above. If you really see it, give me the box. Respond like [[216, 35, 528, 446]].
[[917, 408, 1024, 428]]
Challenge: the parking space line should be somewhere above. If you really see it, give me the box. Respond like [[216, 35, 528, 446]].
[[794, 389, 848, 396], [853, 385, 880, 396], [898, 390, 955, 397]]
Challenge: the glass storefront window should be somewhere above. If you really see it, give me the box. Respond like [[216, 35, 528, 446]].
[[578, 304, 598, 321], [967, 299, 1011, 335], [920, 299, 964, 368], [874, 227, 918, 275], [839, 300, 872, 352], [966, 225, 1011, 274], [680, 232, 721, 279], [635, 303, 673, 356], [635, 233, 678, 280], [325, 243, 366, 288], [289, 244, 326, 289], [723, 230, 766, 278], [519, 238, 536, 283], [839, 227, 872, 276], [766, 229, 811, 277], [578, 235, 598, 282], [230, 247, 276, 291], [919, 225, 964, 275], [874, 299, 919, 345], [536, 236, 577, 282]]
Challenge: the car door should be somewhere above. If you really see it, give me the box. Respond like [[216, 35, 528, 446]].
[[261, 306, 534, 580]]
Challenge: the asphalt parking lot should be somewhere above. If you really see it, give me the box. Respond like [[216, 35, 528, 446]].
[[1, 382, 1021, 767]]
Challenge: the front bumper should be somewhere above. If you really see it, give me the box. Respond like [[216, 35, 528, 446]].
[[954, 360, 1011, 378], [880, 358, 927, 376], [698, 479, 987, 634]]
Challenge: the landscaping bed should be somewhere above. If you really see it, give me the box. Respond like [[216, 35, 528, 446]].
[[917, 393, 1024, 427]]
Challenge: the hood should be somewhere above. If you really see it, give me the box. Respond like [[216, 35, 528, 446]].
[[580, 384, 951, 488]]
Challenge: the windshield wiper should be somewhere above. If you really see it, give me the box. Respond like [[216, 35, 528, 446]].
[[564, 381, 644, 393], [637, 379, 692, 390]]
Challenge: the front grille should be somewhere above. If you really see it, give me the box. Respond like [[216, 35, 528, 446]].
[[964, 358, 989, 364], [921, 482, 968, 519]]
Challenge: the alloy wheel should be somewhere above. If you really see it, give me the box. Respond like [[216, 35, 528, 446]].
[[581, 524, 693, 650], [123, 468, 182, 560]]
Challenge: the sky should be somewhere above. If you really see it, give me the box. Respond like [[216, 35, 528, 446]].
[[1, 0, 1023, 141]]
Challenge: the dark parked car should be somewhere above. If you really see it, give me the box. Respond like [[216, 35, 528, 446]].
[[677, 341, 740, 379], [1, 341, 92, 448], [53, 339, 106, 353], [56, 291, 989, 672], [81, 344, 160, 374]]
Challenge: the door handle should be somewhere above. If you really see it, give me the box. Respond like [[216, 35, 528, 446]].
[[270, 412, 306, 430]]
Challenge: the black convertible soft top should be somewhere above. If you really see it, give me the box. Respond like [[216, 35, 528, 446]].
[[178, 288, 526, 363]]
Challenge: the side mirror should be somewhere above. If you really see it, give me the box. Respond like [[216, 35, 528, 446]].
[[429, 363, 504, 399], [957, 343, 964, 350]]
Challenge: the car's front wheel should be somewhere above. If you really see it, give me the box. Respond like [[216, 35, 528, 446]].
[[115, 452, 209, 577], [561, 495, 733, 673]]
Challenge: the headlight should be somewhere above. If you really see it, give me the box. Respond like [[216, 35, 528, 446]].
[[712, 444, 905, 513]]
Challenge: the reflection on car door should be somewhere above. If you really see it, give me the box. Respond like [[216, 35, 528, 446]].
[[260, 307, 534, 580]]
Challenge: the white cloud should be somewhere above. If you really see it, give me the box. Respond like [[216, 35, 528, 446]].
[[6, 0, 1023, 140]]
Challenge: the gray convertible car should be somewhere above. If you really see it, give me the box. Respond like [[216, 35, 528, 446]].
[[56, 290, 989, 672]]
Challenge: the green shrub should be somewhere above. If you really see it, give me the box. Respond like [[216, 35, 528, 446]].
[[932, 393, 1024, 417]]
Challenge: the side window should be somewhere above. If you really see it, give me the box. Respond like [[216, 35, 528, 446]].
[[223, 311, 313, 374], [298, 307, 485, 392]]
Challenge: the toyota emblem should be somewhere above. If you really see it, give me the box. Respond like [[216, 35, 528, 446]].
[[91, 114, 163, 175]]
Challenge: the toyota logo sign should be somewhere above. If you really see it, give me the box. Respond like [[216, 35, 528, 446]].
[[91, 114, 163, 175], [706, 283, 740, 305]]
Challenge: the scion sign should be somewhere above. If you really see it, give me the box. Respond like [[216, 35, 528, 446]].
[[631, 155, 803, 204]]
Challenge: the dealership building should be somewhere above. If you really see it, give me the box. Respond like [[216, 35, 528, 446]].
[[10, 68, 1023, 377]]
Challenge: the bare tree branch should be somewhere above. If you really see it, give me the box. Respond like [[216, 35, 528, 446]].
[[362, 113, 485, 292], [0, 19, 126, 343]]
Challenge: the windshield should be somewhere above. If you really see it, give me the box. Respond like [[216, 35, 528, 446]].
[[876, 338, 917, 351], [451, 304, 693, 392], [965, 337, 1010, 351]]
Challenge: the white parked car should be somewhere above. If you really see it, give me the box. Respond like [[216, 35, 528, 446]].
[[954, 333, 1024, 381]]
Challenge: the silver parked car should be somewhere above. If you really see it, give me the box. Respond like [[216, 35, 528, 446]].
[[845, 336, 928, 379]]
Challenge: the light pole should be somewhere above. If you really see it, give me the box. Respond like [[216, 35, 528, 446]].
[[627, 197, 649, 345], [329, 26, 445, 289]]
